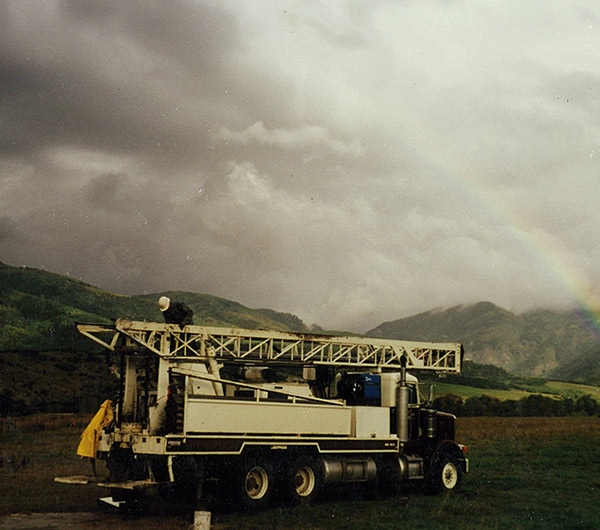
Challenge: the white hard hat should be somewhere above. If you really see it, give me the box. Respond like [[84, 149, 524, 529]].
[[158, 296, 171, 311]]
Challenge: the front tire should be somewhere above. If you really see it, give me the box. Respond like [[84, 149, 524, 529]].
[[424, 453, 462, 494], [440, 459, 460, 490]]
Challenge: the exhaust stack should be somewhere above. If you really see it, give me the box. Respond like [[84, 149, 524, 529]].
[[396, 354, 409, 443]]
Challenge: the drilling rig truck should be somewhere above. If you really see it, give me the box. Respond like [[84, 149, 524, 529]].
[[57, 319, 468, 510]]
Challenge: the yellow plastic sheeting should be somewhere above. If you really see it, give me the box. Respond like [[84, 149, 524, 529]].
[[76, 399, 114, 458]]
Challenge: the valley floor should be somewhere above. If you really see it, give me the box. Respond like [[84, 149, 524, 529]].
[[1, 415, 599, 528]]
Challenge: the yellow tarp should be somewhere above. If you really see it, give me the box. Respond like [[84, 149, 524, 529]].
[[76, 399, 114, 458]]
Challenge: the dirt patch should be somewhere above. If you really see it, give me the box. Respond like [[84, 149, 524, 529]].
[[0, 513, 100, 529], [0, 512, 195, 529]]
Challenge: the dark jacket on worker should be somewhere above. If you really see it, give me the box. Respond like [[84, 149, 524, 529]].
[[162, 301, 194, 328]]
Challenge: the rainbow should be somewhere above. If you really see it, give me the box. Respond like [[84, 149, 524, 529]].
[[400, 124, 600, 335]]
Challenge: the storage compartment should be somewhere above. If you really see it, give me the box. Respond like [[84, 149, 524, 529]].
[[351, 406, 390, 438]]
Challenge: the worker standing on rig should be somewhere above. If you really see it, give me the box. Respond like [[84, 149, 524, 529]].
[[158, 296, 194, 327]]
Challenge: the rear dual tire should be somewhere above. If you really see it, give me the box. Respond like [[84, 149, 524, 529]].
[[282, 456, 322, 506], [233, 455, 277, 511], [232, 453, 322, 510]]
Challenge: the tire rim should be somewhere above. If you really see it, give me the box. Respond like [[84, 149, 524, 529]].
[[441, 461, 458, 489], [294, 465, 316, 497], [245, 466, 269, 499]]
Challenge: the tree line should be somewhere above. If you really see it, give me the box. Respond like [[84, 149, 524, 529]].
[[433, 393, 600, 417]]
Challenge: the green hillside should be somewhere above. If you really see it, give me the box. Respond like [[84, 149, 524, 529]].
[[0, 349, 115, 415], [368, 301, 600, 380], [0, 261, 308, 352], [2, 261, 600, 415], [0, 261, 313, 415], [430, 379, 600, 403]]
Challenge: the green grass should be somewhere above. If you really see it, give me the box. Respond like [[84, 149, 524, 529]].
[[431, 381, 554, 401], [1, 416, 600, 529], [545, 380, 600, 400], [0, 415, 101, 515], [432, 379, 600, 402]]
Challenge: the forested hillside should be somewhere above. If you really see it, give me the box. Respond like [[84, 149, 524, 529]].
[[0, 261, 308, 352], [368, 301, 600, 380], [0, 261, 312, 414], [549, 345, 600, 385], [2, 260, 600, 415]]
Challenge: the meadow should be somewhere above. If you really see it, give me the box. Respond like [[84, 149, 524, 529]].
[[1, 415, 599, 529], [431, 379, 600, 402]]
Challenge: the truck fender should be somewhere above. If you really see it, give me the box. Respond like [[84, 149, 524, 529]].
[[428, 441, 466, 471]]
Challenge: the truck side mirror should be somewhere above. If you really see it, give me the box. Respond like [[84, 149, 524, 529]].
[[428, 384, 435, 405]]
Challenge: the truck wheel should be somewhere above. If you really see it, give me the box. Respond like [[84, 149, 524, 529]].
[[283, 456, 322, 506], [425, 453, 462, 494], [440, 458, 460, 490], [234, 455, 276, 511]]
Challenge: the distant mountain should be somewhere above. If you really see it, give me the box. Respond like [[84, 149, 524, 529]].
[[3, 261, 600, 384], [0, 261, 308, 352], [367, 301, 600, 380], [549, 345, 600, 386]]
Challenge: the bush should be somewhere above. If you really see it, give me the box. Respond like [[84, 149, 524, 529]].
[[434, 393, 600, 417]]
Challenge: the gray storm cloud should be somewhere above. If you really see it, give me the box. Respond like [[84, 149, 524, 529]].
[[1, 0, 600, 331]]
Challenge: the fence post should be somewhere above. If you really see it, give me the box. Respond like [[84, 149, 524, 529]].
[[194, 511, 211, 530]]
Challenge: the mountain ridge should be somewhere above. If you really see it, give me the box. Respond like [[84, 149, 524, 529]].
[[2, 261, 600, 383], [367, 302, 600, 381]]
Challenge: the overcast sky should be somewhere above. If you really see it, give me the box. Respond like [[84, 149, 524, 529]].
[[1, 1, 600, 331]]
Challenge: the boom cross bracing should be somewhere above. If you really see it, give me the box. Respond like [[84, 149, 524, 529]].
[[77, 319, 463, 373]]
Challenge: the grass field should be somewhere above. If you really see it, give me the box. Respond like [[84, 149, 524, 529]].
[[1, 414, 599, 529], [432, 381, 545, 401], [431, 379, 600, 402], [545, 380, 600, 401]]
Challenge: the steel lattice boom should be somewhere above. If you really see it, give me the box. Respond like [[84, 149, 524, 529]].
[[76, 319, 462, 373]]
